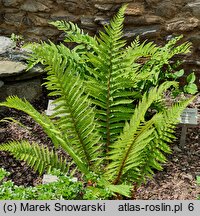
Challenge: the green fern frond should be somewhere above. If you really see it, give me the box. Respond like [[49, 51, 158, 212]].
[[27, 41, 83, 73], [0, 96, 61, 148], [137, 35, 191, 88], [49, 72, 102, 167], [50, 20, 98, 50], [26, 41, 102, 170], [126, 37, 159, 64], [0, 141, 68, 175], [85, 4, 137, 149], [0, 117, 27, 129], [0, 96, 89, 175], [164, 35, 191, 55], [104, 81, 180, 184], [136, 95, 196, 185], [107, 184, 132, 198]]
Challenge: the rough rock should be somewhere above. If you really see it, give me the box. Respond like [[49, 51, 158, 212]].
[[26, 27, 59, 37], [56, 0, 90, 15], [156, 2, 177, 19], [0, 0, 200, 89], [0, 80, 4, 88], [0, 40, 45, 103], [145, 0, 161, 5], [2, 0, 23, 7], [94, 16, 110, 25], [94, 4, 113, 11], [165, 17, 199, 32], [28, 14, 48, 27], [0, 60, 26, 77], [124, 25, 160, 38], [143, 15, 164, 25], [0, 78, 42, 102], [51, 12, 79, 23], [0, 12, 4, 25], [0, 36, 15, 55], [9, 49, 31, 62], [125, 3, 145, 16], [125, 15, 163, 26], [20, 0, 50, 12], [4, 12, 25, 27], [186, 1, 200, 19], [81, 17, 97, 29], [93, 0, 132, 3], [3, 65, 45, 81]]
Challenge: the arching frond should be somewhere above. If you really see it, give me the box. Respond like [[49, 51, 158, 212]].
[[50, 20, 98, 50], [136, 96, 195, 185], [0, 141, 68, 175], [27, 41, 84, 74], [24, 41, 102, 170], [137, 35, 191, 88], [104, 82, 190, 184], [126, 37, 159, 64], [0, 97, 89, 175]]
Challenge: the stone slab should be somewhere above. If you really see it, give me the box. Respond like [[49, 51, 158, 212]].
[[0, 80, 4, 88], [0, 36, 15, 55], [42, 174, 58, 184], [125, 3, 144, 16], [165, 17, 199, 32], [3, 65, 45, 81], [0, 60, 27, 78], [2, 0, 23, 7], [20, 0, 50, 12], [0, 77, 42, 102], [94, 4, 113, 11], [124, 25, 160, 38], [186, 1, 200, 19]]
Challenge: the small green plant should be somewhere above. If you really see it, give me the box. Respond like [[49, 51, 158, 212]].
[[197, 176, 200, 200], [170, 70, 198, 96], [0, 169, 83, 200], [0, 168, 9, 181], [184, 72, 198, 94], [0, 168, 112, 200], [11, 33, 23, 42], [0, 5, 195, 198], [10, 33, 24, 47]]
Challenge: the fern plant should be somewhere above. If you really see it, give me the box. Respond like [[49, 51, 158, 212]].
[[0, 5, 195, 198]]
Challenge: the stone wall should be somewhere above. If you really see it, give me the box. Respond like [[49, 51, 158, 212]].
[[0, 0, 200, 86]]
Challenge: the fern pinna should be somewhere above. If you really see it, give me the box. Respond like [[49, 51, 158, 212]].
[[0, 141, 67, 175], [0, 4, 194, 198]]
